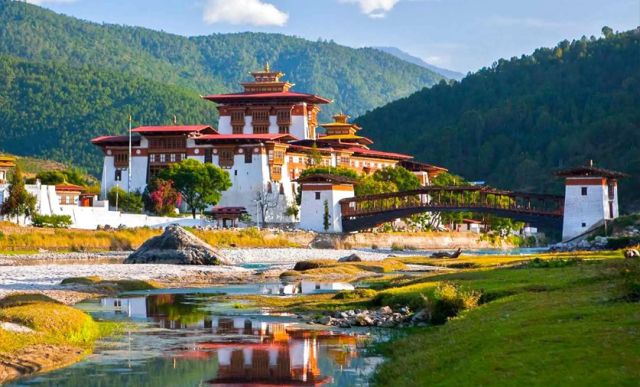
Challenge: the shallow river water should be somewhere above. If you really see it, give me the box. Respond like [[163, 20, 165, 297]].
[[9, 283, 387, 387]]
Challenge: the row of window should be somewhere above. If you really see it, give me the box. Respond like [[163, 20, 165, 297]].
[[232, 125, 290, 134], [148, 137, 186, 150]]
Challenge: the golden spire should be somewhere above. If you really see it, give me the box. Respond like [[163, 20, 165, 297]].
[[265, 62, 270, 72]]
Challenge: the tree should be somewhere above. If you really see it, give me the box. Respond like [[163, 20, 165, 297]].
[[160, 159, 231, 219], [372, 166, 421, 192], [1, 165, 37, 224], [354, 175, 396, 196], [146, 178, 182, 216], [307, 142, 324, 166], [108, 186, 144, 214], [323, 200, 331, 231], [255, 186, 280, 228], [601, 26, 614, 39], [36, 170, 66, 185]]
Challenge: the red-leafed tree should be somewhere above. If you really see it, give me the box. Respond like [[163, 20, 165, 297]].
[[148, 179, 182, 216]]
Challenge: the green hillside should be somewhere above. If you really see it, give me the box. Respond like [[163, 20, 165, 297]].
[[356, 28, 640, 207], [0, 0, 443, 120], [0, 55, 214, 174]]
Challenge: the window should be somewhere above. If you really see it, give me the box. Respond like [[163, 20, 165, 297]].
[[204, 149, 213, 164], [244, 151, 252, 164], [114, 169, 122, 182], [254, 125, 269, 134], [582, 222, 587, 228], [277, 110, 291, 124], [160, 154, 166, 163], [219, 149, 234, 168], [279, 126, 290, 134], [148, 137, 185, 150], [315, 192, 321, 200], [581, 187, 588, 196], [114, 152, 128, 168], [170, 153, 176, 162], [149, 154, 156, 163], [252, 110, 270, 124], [232, 125, 244, 134], [231, 111, 245, 124]]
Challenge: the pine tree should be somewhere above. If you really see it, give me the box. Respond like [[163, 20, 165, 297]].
[[1, 165, 37, 224], [323, 200, 331, 232]]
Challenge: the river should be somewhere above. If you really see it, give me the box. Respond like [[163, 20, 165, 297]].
[[8, 284, 387, 387]]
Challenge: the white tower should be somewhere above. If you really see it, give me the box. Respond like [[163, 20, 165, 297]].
[[557, 163, 627, 241], [297, 174, 356, 233]]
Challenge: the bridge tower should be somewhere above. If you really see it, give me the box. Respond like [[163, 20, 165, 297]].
[[556, 162, 628, 241], [296, 174, 357, 233]]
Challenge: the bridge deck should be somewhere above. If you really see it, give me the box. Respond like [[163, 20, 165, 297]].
[[339, 186, 564, 232]]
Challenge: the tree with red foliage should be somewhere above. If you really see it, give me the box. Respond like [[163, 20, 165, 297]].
[[148, 179, 182, 216]]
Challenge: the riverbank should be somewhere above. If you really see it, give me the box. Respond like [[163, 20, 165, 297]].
[[0, 294, 116, 384], [0, 222, 509, 252]]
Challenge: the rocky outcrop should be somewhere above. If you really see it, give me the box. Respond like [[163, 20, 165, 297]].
[[314, 306, 423, 328], [338, 254, 363, 262], [125, 225, 230, 265]]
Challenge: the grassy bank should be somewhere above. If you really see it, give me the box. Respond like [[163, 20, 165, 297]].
[[0, 222, 298, 252], [372, 253, 640, 385], [0, 294, 119, 383]]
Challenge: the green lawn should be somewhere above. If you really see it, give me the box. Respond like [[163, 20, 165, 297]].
[[373, 257, 640, 386]]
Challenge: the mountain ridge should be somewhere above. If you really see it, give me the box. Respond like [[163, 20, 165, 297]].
[[357, 29, 640, 206], [373, 46, 465, 80]]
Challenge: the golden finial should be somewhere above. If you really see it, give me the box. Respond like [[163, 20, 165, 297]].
[[265, 62, 270, 72]]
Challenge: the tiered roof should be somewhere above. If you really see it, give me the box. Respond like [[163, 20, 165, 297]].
[[203, 63, 331, 105], [555, 164, 628, 179]]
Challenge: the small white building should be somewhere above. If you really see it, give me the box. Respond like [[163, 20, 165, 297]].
[[297, 174, 357, 233], [557, 164, 627, 241]]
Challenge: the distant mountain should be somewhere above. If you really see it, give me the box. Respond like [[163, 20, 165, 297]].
[[0, 0, 445, 174], [358, 29, 640, 206], [0, 0, 443, 120], [374, 46, 465, 81]]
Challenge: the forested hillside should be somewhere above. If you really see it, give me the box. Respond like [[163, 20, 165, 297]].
[[0, 55, 214, 173], [357, 28, 640, 206], [0, 0, 442, 120]]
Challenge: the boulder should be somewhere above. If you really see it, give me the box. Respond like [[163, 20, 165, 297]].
[[338, 254, 363, 263], [125, 225, 230, 265], [624, 249, 640, 258]]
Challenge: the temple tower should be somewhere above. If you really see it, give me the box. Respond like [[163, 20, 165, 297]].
[[556, 162, 627, 241], [297, 174, 356, 233]]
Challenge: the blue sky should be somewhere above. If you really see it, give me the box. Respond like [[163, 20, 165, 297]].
[[28, 0, 640, 72]]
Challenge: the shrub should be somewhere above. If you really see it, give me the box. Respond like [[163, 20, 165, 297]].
[[108, 187, 144, 214], [293, 259, 336, 271], [391, 242, 404, 251], [424, 282, 482, 325], [333, 288, 377, 300], [31, 214, 73, 228]]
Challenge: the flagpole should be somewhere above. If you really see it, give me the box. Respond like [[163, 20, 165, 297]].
[[128, 115, 132, 193]]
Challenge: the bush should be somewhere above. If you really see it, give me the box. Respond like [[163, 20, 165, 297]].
[[424, 282, 482, 325], [391, 242, 404, 251], [108, 187, 144, 214], [31, 214, 73, 228], [293, 259, 336, 271], [620, 259, 640, 302], [333, 288, 377, 300]]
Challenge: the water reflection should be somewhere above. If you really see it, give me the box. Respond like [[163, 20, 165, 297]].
[[260, 280, 355, 296], [12, 292, 380, 387]]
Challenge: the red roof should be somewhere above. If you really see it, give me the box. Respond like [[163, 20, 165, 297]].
[[347, 147, 413, 160], [55, 184, 85, 192], [91, 135, 141, 146], [196, 133, 298, 142], [131, 125, 217, 134], [203, 91, 331, 105]]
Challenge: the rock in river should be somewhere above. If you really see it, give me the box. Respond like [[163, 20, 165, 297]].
[[125, 225, 230, 265]]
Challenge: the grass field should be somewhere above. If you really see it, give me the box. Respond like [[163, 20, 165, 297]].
[[372, 253, 640, 386], [0, 222, 298, 251]]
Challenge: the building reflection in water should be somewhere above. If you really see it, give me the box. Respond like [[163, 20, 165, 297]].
[[98, 293, 365, 386]]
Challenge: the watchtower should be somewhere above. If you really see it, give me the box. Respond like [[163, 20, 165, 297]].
[[556, 162, 628, 241], [297, 174, 356, 233]]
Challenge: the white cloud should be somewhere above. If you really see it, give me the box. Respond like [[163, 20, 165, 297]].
[[203, 0, 288, 27], [340, 0, 400, 18]]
